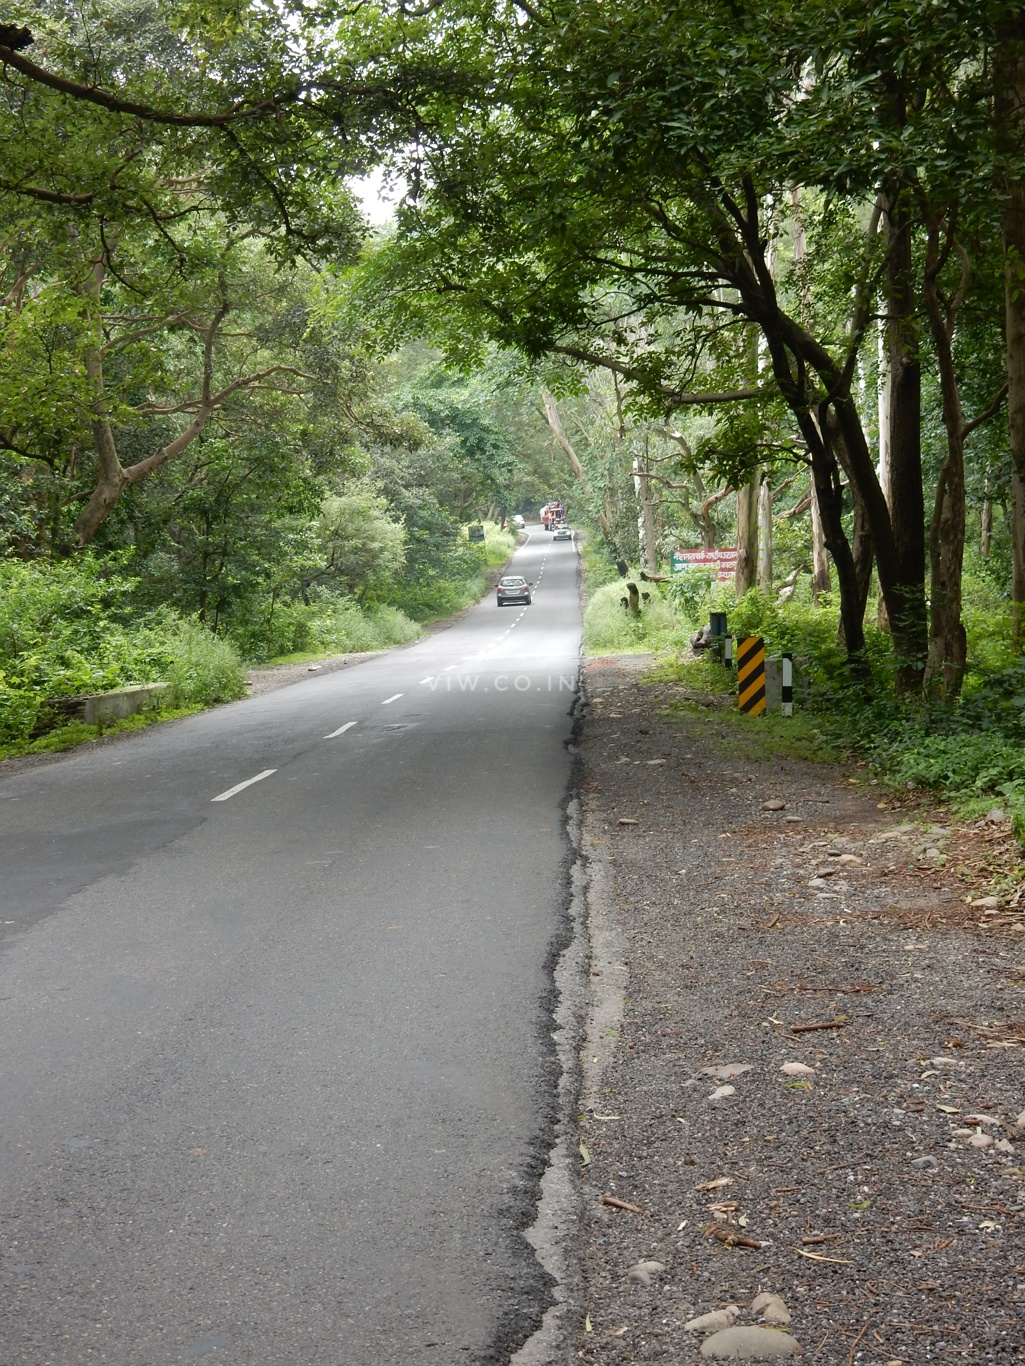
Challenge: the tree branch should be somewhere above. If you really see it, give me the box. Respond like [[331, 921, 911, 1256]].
[[0, 35, 297, 126], [549, 343, 760, 406]]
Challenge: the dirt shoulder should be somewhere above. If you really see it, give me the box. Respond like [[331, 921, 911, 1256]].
[[574, 654, 1025, 1365]]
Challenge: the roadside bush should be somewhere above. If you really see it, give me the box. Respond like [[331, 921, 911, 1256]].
[[165, 620, 247, 707], [481, 522, 517, 568], [314, 600, 422, 653], [583, 580, 684, 654]]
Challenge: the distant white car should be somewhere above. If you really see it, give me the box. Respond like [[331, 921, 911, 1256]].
[[512, 514, 525, 527], [553, 525, 573, 541]]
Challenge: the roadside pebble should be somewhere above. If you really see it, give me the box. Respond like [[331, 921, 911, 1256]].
[[910, 1155, 938, 1170], [763, 800, 786, 812], [685, 1306, 741, 1333], [708, 1084, 737, 1101], [700, 1325, 801, 1358], [626, 1259, 665, 1286], [751, 1291, 791, 1325], [781, 1062, 815, 1076]]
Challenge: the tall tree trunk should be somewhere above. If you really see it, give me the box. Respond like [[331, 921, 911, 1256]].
[[793, 185, 832, 606], [996, 24, 1025, 645], [734, 471, 759, 596], [757, 470, 773, 590], [882, 187, 928, 689], [701, 184, 922, 679], [635, 448, 658, 572], [981, 496, 993, 557], [876, 313, 892, 628], [922, 225, 970, 700], [809, 482, 830, 601]]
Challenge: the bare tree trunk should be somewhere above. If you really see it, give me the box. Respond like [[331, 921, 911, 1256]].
[[735, 471, 759, 596], [921, 228, 968, 700], [981, 497, 993, 557], [757, 470, 773, 590], [792, 186, 831, 607], [635, 449, 658, 572], [876, 313, 892, 628], [997, 27, 1025, 645], [881, 186, 927, 690], [809, 482, 830, 601]]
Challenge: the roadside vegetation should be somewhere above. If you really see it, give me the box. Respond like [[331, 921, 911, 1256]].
[[4, 0, 1025, 822], [582, 540, 1025, 842]]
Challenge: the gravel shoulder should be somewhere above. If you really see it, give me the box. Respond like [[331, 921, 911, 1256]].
[[573, 654, 1025, 1365]]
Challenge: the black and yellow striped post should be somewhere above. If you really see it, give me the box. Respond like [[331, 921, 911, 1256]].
[[737, 636, 766, 715]]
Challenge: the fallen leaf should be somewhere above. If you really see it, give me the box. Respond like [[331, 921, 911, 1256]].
[[699, 1062, 753, 1080], [584, 1315, 593, 1333], [187, 1147, 208, 1156], [580, 1141, 591, 1166], [695, 1177, 732, 1192], [937, 1104, 960, 1114]]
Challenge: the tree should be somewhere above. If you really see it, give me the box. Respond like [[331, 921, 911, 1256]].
[[315, 486, 406, 602], [353, 0, 1014, 693]]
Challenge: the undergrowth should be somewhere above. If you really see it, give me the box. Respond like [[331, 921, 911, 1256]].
[[581, 540, 1025, 844]]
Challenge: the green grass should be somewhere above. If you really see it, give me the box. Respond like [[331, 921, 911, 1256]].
[[480, 522, 518, 568], [645, 654, 844, 764], [0, 705, 202, 762], [583, 579, 686, 655]]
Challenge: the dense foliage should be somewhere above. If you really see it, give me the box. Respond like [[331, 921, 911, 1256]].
[[4, 0, 1025, 828]]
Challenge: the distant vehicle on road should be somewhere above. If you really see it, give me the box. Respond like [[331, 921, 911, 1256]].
[[512, 514, 525, 528], [496, 575, 532, 606], [541, 500, 566, 530], [553, 525, 573, 542]]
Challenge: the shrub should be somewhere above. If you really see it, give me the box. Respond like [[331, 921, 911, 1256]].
[[481, 523, 517, 568], [583, 580, 684, 655], [164, 620, 248, 707]]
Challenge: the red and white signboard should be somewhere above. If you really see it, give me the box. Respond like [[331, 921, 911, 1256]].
[[671, 548, 739, 583]]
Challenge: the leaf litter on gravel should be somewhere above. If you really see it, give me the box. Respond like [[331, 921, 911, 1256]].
[[575, 656, 1025, 1366]]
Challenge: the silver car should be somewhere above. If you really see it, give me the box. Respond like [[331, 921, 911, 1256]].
[[496, 575, 532, 605]]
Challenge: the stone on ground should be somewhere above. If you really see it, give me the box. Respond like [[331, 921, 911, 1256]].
[[699, 1325, 801, 1358]]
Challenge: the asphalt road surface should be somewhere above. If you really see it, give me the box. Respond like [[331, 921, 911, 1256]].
[[0, 528, 582, 1366]]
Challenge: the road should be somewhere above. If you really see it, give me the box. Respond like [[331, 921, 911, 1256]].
[[0, 528, 582, 1366]]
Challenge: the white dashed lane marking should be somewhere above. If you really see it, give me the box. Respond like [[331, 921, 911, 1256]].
[[324, 721, 358, 739], [382, 693, 404, 705], [211, 769, 277, 802]]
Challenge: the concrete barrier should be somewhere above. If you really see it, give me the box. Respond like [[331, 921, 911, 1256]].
[[81, 683, 171, 724], [34, 683, 172, 736]]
